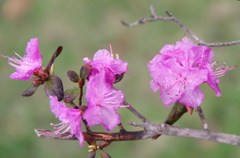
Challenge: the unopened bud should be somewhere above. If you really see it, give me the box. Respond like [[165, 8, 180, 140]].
[[22, 83, 39, 97], [80, 64, 92, 79], [44, 75, 64, 101], [67, 70, 79, 83]]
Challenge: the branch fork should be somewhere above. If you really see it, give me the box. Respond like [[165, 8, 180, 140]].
[[122, 5, 240, 47]]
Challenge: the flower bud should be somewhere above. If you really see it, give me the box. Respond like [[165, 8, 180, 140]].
[[67, 70, 79, 83], [22, 83, 39, 97], [80, 64, 92, 79], [44, 75, 64, 101]]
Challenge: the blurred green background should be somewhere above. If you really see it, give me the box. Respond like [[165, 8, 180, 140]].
[[1, 0, 240, 157]]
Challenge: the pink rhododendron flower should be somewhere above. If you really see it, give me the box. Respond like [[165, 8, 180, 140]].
[[83, 49, 128, 83], [83, 71, 124, 131], [1, 38, 42, 80], [49, 96, 84, 147], [148, 37, 230, 108]]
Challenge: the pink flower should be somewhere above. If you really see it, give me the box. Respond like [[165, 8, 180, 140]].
[[1, 38, 42, 80], [83, 49, 128, 83], [83, 71, 124, 131], [148, 37, 229, 108], [49, 96, 84, 147]]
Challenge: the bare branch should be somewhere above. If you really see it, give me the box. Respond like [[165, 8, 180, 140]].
[[124, 100, 150, 123], [121, 5, 240, 47], [34, 122, 240, 146], [196, 107, 209, 130]]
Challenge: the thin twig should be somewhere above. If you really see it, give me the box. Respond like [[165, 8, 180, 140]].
[[34, 122, 240, 146], [196, 107, 209, 130], [124, 100, 150, 123], [121, 5, 240, 47], [78, 79, 85, 106]]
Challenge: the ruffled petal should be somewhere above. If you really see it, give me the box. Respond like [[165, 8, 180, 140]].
[[179, 88, 204, 108], [148, 37, 226, 108], [207, 74, 221, 96], [160, 81, 184, 106], [84, 71, 123, 130], [25, 38, 42, 61], [83, 105, 120, 131], [5, 38, 42, 80], [84, 48, 128, 82], [49, 96, 84, 147]]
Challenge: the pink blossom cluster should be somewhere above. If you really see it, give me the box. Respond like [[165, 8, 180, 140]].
[[148, 37, 229, 108], [83, 49, 128, 130], [50, 49, 127, 146], [2, 37, 230, 147]]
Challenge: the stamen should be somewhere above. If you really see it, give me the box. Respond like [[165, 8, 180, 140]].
[[120, 104, 130, 108], [213, 65, 236, 77], [13, 52, 23, 59], [50, 122, 64, 127], [50, 121, 71, 134], [109, 43, 113, 55], [211, 61, 218, 67]]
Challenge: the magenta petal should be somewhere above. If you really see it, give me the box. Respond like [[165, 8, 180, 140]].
[[150, 80, 159, 92], [108, 59, 128, 75], [93, 49, 113, 62], [70, 121, 84, 147], [184, 69, 208, 89], [83, 49, 128, 82], [207, 74, 221, 96], [86, 71, 124, 109], [5, 38, 42, 80], [179, 88, 204, 108], [99, 107, 121, 131], [84, 71, 124, 130], [160, 82, 184, 106], [148, 37, 226, 108], [83, 106, 121, 131], [25, 38, 42, 61], [83, 106, 102, 127], [49, 96, 84, 147]]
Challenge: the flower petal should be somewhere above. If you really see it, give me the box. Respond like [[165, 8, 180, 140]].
[[5, 38, 42, 80], [84, 49, 128, 82], [83, 105, 120, 131], [179, 87, 204, 107], [49, 96, 84, 146], [84, 71, 124, 130]]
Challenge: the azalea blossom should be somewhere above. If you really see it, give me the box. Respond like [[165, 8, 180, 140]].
[[83, 49, 128, 83], [83, 71, 124, 131], [49, 96, 84, 147], [148, 37, 230, 108], [1, 38, 42, 80]]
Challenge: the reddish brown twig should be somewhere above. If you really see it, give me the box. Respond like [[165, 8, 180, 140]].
[[34, 123, 240, 146]]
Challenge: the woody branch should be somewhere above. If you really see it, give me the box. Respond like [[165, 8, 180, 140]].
[[121, 5, 240, 47], [34, 122, 240, 146], [35, 102, 240, 147]]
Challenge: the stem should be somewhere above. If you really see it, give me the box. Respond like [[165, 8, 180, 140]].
[[78, 79, 85, 106], [196, 107, 209, 130], [164, 102, 187, 125]]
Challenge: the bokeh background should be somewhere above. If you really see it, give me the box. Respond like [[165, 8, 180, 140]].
[[0, 0, 240, 157]]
